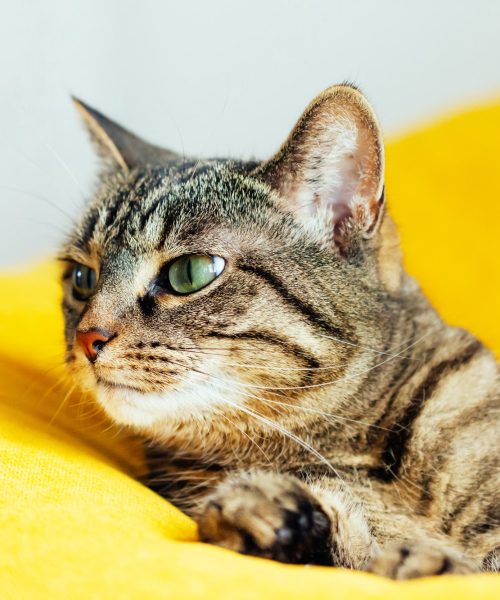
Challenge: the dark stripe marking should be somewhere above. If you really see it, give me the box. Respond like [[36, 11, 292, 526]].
[[238, 264, 347, 341], [461, 502, 500, 542], [207, 330, 321, 386], [104, 190, 127, 229], [76, 208, 100, 249], [139, 195, 165, 230], [371, 341, 481, 481], [365, 342, 422, 446], [156, 210, 178, 250]]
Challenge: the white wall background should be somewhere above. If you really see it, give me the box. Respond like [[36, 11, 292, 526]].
[[0, 0, 499, 267]]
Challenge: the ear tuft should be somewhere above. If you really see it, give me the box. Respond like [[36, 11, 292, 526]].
[[72, 97, 178, 172], [254, 85, 385, 251]]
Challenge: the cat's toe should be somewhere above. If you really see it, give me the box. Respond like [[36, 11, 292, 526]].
[[197, 473, 332, 565], [368, 542, 477, 580]]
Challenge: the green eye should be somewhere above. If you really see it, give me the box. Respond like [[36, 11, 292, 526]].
[[72, 264, 97, 301], [168, 255, 225, 295]]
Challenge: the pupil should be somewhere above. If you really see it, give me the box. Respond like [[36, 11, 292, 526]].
[[73, 265, 94, 296], [92, 340, 104, 352]]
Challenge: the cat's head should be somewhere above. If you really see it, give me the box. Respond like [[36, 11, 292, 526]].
[[62, 84, 403, 441]]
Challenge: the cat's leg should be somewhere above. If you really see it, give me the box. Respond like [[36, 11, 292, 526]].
[[196, 470, 376, 567], [348, 481, 479, 578], [320, 478, 479, 577], [196, 470, 479, 575], [367, 540, 477, 579]]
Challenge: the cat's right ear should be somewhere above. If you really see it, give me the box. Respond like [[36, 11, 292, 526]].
[[253, 84, 385, 253], [72, 97, 178, 172]]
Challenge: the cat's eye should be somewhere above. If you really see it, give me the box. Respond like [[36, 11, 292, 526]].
[[71, 264, 97, 301], [167, 255, 225, 295]]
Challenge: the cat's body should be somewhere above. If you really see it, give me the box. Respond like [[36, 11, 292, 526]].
[[62, 86, 499, 579]]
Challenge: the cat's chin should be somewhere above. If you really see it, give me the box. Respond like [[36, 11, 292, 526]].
[[95, 384, 160, 428], [94, 374, 245, 431]]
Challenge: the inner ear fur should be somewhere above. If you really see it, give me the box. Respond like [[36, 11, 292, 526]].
[[73, 97, 179, 172], [253, 84, 385, 245]]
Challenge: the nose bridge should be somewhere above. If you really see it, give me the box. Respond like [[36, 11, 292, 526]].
[[77, 251, 152, 333], [78, 286, 129, 333], [75, 284, 123, 364], [78, 261, 137, 333]]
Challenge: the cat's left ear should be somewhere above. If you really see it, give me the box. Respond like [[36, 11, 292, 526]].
[[72, 97, 179, 172], [254, 84, 384, 251]]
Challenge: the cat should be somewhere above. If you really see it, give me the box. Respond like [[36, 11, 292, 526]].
[[61, 84, 499, 579]]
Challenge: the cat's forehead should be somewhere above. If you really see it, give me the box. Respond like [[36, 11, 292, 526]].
[[70, 162, 281, 263]]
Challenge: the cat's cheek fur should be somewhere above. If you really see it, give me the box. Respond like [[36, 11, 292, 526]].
[[94, 371, 247, 430]]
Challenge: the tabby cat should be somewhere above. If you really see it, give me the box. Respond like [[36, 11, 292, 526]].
[[61, 84, 499, 579]]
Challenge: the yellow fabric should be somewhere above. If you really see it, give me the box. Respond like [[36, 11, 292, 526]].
[[386, 104, 500, 357], [1, 103, 499, 599]]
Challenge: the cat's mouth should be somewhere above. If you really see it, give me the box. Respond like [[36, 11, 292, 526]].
[[91, 367, 234, 431], [96, 376, 145, 395], [94, 377, 167, 428]]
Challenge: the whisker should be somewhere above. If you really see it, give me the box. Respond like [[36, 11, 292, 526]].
[[20, 361, 67, 404], [195, 331, 432, 392], [248, 396, 395, 433], [219, 397, 345, 481], [316, 332, 422, 361], [19, 217, 69, 236], [135, 362, 335, 474], [115, 349, 398, 434], [169, 349, 352, 373], [134, 346, 351, 374], [0, 185, 74, 222], [42, 140, 86, 201], [187, 159, 204, 184], [212, 406, 272, 464], [47, 382, 76, 426]]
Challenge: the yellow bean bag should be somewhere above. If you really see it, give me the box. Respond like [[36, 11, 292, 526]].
[[1, 102, 499, 599]]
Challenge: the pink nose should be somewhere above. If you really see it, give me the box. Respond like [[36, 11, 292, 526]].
[[76, 328, 114, 363]]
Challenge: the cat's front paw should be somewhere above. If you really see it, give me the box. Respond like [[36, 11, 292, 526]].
[[197, 472, 332, 565], [368, 541, 477, 580]]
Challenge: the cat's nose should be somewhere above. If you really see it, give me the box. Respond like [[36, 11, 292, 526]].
[[76, 328, 115, 363]]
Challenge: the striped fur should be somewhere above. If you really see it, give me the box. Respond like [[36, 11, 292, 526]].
[[62, 85, 499, 579]]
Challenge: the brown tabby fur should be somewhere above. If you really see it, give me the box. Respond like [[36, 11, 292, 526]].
[[61, 85, 499, 579]]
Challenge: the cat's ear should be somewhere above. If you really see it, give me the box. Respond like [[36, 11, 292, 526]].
[[254, 84, 384, 251], [72, 97, 178, 172]]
